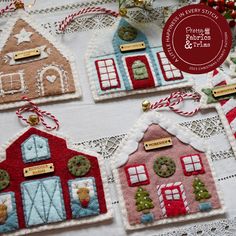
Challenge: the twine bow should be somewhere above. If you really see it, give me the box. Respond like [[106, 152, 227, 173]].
[[143, 91, 201, 117], [16, 97, 59, 130]]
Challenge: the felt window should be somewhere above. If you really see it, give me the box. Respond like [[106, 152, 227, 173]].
[[157, 52, 184, 81], [125, 164, 150, 187], [21, 134, 50, 163], [0, 192, 19, 234], [95, 58, 121, 90], [21, 177, 66, 227], [180, 154, 205, 176], [0, 71, 25, 95], [68, 177, 100, 218]]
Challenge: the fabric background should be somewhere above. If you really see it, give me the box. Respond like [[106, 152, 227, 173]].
[[0, 0, 236, 235]]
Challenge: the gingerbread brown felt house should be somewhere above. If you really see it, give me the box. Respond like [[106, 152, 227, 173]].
[[0, 10, 80, 110]]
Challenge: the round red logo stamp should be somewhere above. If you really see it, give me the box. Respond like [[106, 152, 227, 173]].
[[162, 4, 232, 74]]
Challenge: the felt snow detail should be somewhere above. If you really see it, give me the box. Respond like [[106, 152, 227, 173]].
[[14, 28, 33, 45]]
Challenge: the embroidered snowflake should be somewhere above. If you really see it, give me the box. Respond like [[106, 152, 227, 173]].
[[14, 28, 33, 45]]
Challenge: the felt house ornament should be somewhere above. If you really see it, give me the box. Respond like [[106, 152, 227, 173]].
[[86, 18, 192, 101], [199, 69, 236, 159], [113, 111, 224, 230], [0, 127, 111, 235], [0, 10, 80, 110]]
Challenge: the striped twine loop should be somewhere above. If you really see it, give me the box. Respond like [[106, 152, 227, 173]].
[[0, 0, 23, 16], [150, 91, 201, 117], [16, 97, 59, 130], [59, 6, 119, 32]]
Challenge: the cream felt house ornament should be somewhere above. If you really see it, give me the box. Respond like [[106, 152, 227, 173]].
[[0, 7, 81, 110], [113, 111, 224, 230]]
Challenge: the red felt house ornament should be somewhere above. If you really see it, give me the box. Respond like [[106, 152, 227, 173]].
[[113, 111, 224, 230], [0, 126, 112, 235]]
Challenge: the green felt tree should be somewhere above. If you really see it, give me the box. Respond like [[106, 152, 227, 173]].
[[193, 178, 211, 201], [135, 187, 154, 213]]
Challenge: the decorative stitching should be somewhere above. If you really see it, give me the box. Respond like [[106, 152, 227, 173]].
[[180, 154, 205, 176], [125, 164, 150, 187], [21, 176, 66, 227], [0, 169, 10, 191], [153, 156, 176, 178], [157, 182, 189, 217], [67, 155, 91, 177], [0, 192, 19, 233], [68, 177, 100, 218], [21, 134, 51, 163]]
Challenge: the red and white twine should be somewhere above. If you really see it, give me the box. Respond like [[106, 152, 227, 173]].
[[149, 91, 201, 117], [0, 1, 18, 15], [16, 97, 59, 130], [59, 7, 119, 32]]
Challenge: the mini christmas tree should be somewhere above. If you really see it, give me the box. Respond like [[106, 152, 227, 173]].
[[193, 178, 211, 201], [135, 187, 154, 212]]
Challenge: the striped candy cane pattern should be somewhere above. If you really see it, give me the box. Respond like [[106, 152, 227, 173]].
[[156, 182, 189, 217], [211, 69, 236, 138]]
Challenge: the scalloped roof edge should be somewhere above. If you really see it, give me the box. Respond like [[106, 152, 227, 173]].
[[115, 111, 207, 168]]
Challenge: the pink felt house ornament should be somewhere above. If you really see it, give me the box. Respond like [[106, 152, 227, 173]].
[[113, 111, 224, 230]]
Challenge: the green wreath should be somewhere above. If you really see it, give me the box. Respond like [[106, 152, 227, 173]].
[[67, 155, 91, 177], [118, 26, 137, 41], [0, 169, 10, 191], [153, 156, 176, 178]]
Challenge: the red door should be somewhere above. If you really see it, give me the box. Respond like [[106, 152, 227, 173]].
[[125, 55, 155, 90], [161, 185, 187, 217]]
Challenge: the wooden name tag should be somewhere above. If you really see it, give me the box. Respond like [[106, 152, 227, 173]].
[[120, 42, 146, 52], [14, 48, 41, 60], [212, 84, 236, 98], [144, 137, 172, 151], [23, 163, 54, 177]]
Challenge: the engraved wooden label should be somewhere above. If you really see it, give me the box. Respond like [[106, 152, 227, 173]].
[[23, 163, 54, 177], [14, 48, 41, 60], [144, 137, 172, 151], [212, 84, 236, 98], [120, 42, 146, 52]]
